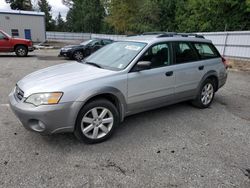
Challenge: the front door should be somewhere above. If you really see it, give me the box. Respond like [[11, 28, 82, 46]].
[[127, 42, 175, 113], [24, 29, 31, 40]]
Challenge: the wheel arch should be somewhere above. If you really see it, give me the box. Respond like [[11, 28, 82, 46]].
[[75, 87, 127, 124], [198, 70, 219, 93], [14, 44, 28, 51]]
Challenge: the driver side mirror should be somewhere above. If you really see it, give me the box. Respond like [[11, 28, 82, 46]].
[[4, 37, 9, 40], [134, 61, 151, 71]]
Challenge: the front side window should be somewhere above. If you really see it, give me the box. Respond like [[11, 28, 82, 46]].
[[194, 43, 219, 59], [174, 42, 199, 64], [84, 41, 147, 70], [140, 43, 171, 68], [0, 32, 5, 40]]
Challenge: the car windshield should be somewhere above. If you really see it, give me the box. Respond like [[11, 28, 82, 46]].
[[1, 31, 11, 38], [80, 39, 97, 46], [84, 41, 147, 70]]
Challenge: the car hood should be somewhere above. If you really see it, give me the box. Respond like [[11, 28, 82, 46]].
[[17, 62, 115, 97], [11, 38, 30, 42]]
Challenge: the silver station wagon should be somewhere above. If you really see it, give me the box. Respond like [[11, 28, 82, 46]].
[[9, 33, 228, 143]]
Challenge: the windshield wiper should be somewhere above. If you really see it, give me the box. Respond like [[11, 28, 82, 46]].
[[84, 62, 102, 68]]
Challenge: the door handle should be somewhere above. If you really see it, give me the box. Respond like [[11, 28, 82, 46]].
[[165, 71, 173, 77], [198, 66, 204, 70]]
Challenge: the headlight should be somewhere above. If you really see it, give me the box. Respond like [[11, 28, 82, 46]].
[[25, 92, 63, 106], [62, 48, 72, 51]]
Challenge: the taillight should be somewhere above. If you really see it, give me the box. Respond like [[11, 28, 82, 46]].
[[221, 57, 228, 69]]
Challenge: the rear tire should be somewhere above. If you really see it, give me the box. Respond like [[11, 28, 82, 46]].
[[74, 99, 119, 144], [15, 45, 28, 57], [192, 79, 215, 108]]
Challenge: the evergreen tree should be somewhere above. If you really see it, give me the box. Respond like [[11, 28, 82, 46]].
[[175, 0, 250, 32], [5, 0, 33, 10], [38, 0, 55, 31], [56, 12, 65, 31], [63, 0, 250, 33], [65, 0, 105, 33]]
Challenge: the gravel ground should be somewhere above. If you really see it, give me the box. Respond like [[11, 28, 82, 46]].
[[0, 50, 250, 188]]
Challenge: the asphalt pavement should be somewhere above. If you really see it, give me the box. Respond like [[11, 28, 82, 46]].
[[0, 50, 249, 187]]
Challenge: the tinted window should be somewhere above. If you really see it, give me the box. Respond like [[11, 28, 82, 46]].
[[140, 43, 171, 68], [102, 39, 112, 45], [194, 43, 219, 59], [174, 42, 199, 64], [80, 39, 94, 45], [89, 40, 101, 46]]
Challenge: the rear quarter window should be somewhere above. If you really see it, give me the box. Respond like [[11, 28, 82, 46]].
[[193, 43, 220, 59]]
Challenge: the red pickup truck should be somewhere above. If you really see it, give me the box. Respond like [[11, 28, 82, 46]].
[[0, 30, 34, 57]]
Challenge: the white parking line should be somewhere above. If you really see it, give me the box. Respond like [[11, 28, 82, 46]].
[[0, 104, 10, 107]]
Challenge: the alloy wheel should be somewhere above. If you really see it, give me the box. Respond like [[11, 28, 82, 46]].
[[81, 107, 114, 139], [201, 83, 214, 105], [74, 51, 83, 61]]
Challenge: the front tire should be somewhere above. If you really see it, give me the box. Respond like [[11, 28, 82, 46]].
[[72, 51, 84, 61], [74, 99, 119, 144], [15, 45, 28, 57], [192, 79, 215, 108]]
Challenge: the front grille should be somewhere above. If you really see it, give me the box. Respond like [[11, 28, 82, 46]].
[[15, 85, 24, 101]]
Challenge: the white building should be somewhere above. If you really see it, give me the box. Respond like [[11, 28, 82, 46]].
[[0, 10, 46, 42]]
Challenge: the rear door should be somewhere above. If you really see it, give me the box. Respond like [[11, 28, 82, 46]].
[[171, 41, 204, 99], [127, 42, 176, 113]]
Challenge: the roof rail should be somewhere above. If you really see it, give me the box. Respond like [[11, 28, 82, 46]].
[[177, 33, 205, 38], [157, 32, 205, 39], [127, 32, 205, 39], [126, 32, 175, 37], [142, 32, 176, 35]]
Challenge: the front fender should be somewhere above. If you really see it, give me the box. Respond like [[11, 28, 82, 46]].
[[76, 86, 127, 122]]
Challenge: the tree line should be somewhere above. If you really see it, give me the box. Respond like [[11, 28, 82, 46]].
[[5, 0, 250, 34]]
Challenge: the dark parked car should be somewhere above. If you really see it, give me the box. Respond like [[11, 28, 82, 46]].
[[59, 38, 113, 61]]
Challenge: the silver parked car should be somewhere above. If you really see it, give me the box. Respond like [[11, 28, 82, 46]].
[[9, 33, 228, 143]]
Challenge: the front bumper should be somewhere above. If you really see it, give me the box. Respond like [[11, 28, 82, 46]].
[[28, 46, 34, 52], [8, 91, 80, 134], [58, 50, 71, 57]]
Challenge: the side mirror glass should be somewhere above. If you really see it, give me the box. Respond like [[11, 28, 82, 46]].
[[134, 61, 151, 71]]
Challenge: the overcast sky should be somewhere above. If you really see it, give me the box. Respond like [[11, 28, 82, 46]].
[[0, 0, 69, 19]]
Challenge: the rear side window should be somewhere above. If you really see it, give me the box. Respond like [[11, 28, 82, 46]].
[[173, 42, 199, 64], [193, 43, 219, 59]]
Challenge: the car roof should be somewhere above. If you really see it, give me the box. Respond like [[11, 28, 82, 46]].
[[120, 33, 212, 44]]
